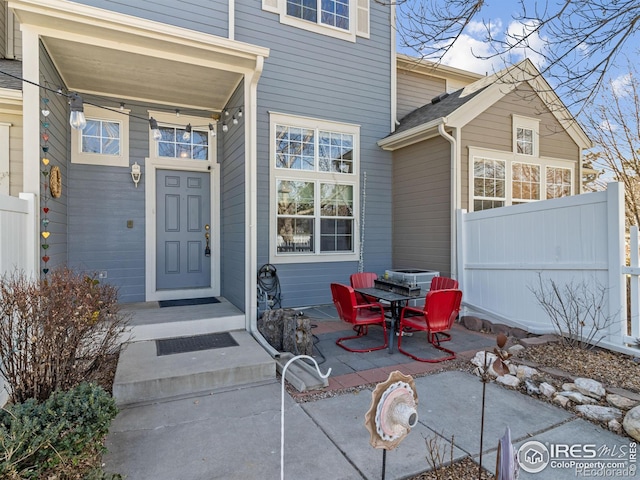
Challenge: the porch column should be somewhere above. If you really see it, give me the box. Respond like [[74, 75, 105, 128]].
[[20, 25, 40, 274]]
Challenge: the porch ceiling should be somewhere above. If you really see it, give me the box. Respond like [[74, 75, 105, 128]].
[[9, 0, 269, 110]]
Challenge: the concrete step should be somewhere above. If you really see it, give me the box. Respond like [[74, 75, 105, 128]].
[[113, 331, 275, 406]]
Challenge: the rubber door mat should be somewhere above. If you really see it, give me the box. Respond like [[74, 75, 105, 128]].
[[156, 332, 238, 356]]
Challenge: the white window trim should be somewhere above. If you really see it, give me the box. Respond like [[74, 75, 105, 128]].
[[512, 114, 540, 157], [468, 146, 574, 212], [147, 110, 216, 164], [263, 0, 364, 42], [269, 111, 360, 264], [71, 105, 129, 167]]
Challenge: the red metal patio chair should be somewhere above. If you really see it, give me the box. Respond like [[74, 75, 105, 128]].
[[430, 276, 459, 291], [397, 289, 462, 362], [350, 272, 378, 304], [331, 283, 389, 352]]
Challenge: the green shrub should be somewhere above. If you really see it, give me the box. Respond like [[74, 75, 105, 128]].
[[0, 383, 118, 479]]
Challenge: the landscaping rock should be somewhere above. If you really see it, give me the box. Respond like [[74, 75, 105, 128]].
[[553, 395, 570, 407], [558, 391, 597, 404], [574, 378, 605, 399], [471, 351, 497, 370], [509, 327, 529, 339], [623, 406, 640, 442], [461, 316, 483, 332], [508, 344, 525, 355], [576, 405, 622, 422], [609, 419, 623, 434], [516, 365, 538, 380], [519, 335, 560, 348], [489, 323, 511, 336], [539, 382, 556, 398], [606, 394, 639, 410], [562, 383, 577, 392], [496, 374, 520, 388], [525, 379, 540, 395]]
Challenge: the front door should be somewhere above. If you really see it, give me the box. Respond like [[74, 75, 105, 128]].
[[156, 169, 211, 290]]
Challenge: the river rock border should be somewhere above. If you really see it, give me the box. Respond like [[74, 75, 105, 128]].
[[461, 316, 640, 441]]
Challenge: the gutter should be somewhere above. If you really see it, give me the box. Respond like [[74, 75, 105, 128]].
[[437, 123, 459, 280]]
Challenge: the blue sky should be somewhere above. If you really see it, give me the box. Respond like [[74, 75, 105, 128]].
[[395, 1, 640, 103]]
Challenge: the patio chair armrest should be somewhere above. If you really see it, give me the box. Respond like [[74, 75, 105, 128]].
[[400, 305, 424, 321], [354, 302, 385, 314]]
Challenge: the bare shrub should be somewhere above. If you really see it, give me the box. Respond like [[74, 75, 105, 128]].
[[424, 432, 454, 479], [530, 274, 613, 350], [0, 267, 130, 403]]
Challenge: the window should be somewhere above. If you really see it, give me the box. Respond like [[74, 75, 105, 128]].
[[262, 0, 369, 41], [512, 115, 539, 157], [286, 0, 349, 30], [71, 105, 129, 167], [271, 113, 359, 263], [473, 158, 505, 211], [512, 162, 540, 203], [148, 111, 214, 163], [469, 147, 574, 212], [547, 166, 572, 199]]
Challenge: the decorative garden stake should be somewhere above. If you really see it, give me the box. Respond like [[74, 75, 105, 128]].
[[280, 355, 331, 480], [364, 371, 418, 480], [479, 333, 512, 479]]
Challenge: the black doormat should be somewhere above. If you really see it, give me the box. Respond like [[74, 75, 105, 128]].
[[156, 332, 238, 356], [158, 297, 220, 308]]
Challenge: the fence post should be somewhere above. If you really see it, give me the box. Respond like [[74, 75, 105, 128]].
[[456, 209, 466, 293], [630, 226, 639, 340], [606, 182, 626, 345]]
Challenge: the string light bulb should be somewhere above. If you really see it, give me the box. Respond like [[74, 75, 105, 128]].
[[209, 123, 216, 137], [120, 102, 125, 111], [232, 116, 238, 125], [175, 109, 180, 117], [223, 109, 230, 117], [222, 122, 228, 133], [237, 107, 243, 118], [149, 117, 162, 141], [183, 123, 192, 141], [69, 93, 87, 130]]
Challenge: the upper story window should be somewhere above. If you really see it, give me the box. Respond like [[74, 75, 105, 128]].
[[512, 115, 539, 157], [286, 0, 349, 30], [263, 0, 369, 42], [71, 105, 129, 167], [270, 112, 360, 263], [148, 111, 215, 163]]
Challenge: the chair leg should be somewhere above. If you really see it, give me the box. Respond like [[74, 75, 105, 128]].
[[397, 331, 456, 363], [336, 324, 388, 353]]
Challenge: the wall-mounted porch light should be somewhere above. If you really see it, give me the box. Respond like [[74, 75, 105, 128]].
[[131, 162, 141, 187]]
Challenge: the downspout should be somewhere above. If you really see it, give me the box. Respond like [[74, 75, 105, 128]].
[[246, 57, 280, 358], [390, 1, 398, 130], [438, 123, 459, 279]]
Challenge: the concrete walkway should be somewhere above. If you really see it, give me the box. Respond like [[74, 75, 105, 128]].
[[103, 306, 638, 479]]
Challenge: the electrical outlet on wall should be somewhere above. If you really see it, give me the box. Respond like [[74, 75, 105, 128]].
[[98, 271, 107, 279]]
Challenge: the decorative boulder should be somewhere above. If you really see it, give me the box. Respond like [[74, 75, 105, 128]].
[[516, 365, 538, 380], [539, 382, 556, 398], [558, 391, 597, 404], [623, 405, 640, 442], [606, 394, 639, 410], [496, 374, 520, 388], [576, 405, 622, 422], [574, 378, 606, 399]]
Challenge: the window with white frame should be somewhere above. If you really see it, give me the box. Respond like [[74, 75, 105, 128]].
[[262, 0, 369, 41], [512, 162, 540, 204], [148, 111, 214, 163], [71, 105, 129, 167], [473, 157, 505, 211], [513, 115, 539, 157], [546, 166, 572, 199], [470, 147, 574, 212], [271, 113, 359, 262]]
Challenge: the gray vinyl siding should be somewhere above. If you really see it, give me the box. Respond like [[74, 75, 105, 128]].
[[0, 3, 6, 58], [220, 82, 245, 311], [70, 0, 229, 36], [68, 96, 147, 303], [2, 112, 22, 196], [460, 84, 581, 209], [392, 137, 451, 277], [235, 1, 393, 307], [397, 69, 446, 120], [40, 44, 68, 272]]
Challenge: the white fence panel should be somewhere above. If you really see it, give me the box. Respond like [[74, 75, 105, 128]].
[[0, 193, 36, 277], [458, 182, 632, 354]]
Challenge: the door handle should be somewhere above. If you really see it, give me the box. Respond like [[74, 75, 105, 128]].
[[204, 224, 211, 257]]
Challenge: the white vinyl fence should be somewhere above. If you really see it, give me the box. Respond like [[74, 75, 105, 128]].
[[0, 193, 36, 406], [456, 182, 639, 355], [0, 192, 37, 278]]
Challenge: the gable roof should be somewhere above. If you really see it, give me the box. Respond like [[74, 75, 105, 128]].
[[380, 58, 591, 151], [0, 60, 23, 90]]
